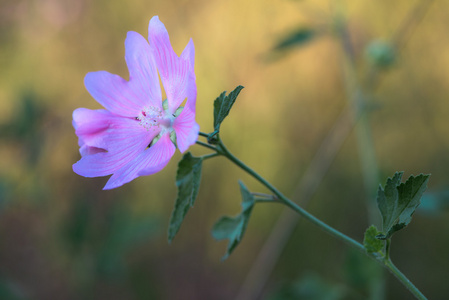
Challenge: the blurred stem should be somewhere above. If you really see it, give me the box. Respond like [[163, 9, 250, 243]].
[[336, 10, 380, 226], [199, 138, 427, 300], [336, 9, 384, 300]]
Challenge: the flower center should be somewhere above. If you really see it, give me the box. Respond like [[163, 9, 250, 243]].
[[137, 105, 173, 131]]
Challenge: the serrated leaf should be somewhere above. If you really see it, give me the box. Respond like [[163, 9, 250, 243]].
[[168, 152, 203, 242], [273, 28, 316, 52], [211, 181, 255, 260], [213, 85, 244, 132], [377, 172, 430, 239], [363, 225, 384, 254]]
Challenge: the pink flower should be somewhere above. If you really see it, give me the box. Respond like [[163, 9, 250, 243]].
[[72, 16, 199, 190]]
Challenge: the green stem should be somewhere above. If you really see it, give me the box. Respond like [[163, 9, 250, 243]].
[[196, 140, 217, 151], [201, 153, 219, 160], [195, 138, 427, 299], [199, 131, 210, 138], [216, 140, 364, 253], [385, 239, 391, 261], [384, 259, 427, 300]]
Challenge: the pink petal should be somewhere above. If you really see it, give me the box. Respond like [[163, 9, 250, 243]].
[[73, 116, 159, 177], [73, 108, 115, 150], [103, 133, 176, 190], [173, 106, 199, 153], [125, 31, 162, 109], [79, 145, 106, 157], [148, 16, 193, 114], [181, 38, 195, 73], [180, 39, 197, 112], [85, 71, 143, 117]]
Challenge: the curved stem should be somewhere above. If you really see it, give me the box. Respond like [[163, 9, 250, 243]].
[[217, 140, 364, 252], [216, 139, 427, 300]]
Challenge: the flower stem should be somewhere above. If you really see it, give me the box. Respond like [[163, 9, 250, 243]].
[[216, 140, 364, 252], [195, 140, 217, 151], [213, 139, 427, 300], [199, 131, 210, 138]]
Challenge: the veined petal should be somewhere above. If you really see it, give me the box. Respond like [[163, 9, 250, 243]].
[[103, 134, 176, 190], [73, 108, 157, 153], [85, 71, 143, 117], [125, 31, 162, 109], [73, 116, 159, 177], [73, 108, 115, 150], [181, 38, 195, 73], [180, 39, 197, 112], [79, 145, 106, 157], [148, 16, 192, 114], [173, 106, 199, 153]]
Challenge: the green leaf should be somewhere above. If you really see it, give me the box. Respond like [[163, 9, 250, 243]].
[[273, 28, 315, 52], [213, 85, 244, 133], [168, 152, 203, 242], [363, 225, 383, 254], [377, 172, 430, 239], [211, 181, 255, 260]]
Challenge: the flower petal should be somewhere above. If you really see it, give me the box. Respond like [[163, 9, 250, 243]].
[[180, 39, 197, 112], [73, 116, 159, 178], [173, 106, 199, 153], [148, 16, 192, 114], [125, 31, 162, 109], [73, 108, 115, 150], [85, 71, 142, 117], [103, 133, 176, 190], [181, 38, 195, 73]]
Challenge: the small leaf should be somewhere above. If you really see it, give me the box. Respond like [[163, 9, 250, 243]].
[[273, 28, 315, 52], [168, 152, 203, 242], [213, 85, 244, 132], [377, 172, 430, 239], [211, 181, 255, 259], [363, 225, 384, 254]]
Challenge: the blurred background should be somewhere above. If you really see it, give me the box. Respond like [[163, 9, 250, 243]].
[[1, 0, 449, 299]]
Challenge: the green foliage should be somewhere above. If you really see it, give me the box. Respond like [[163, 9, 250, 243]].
[[168, 152, 203, 242], [363, 225, 383, 254], [211, 181, 255, 260], [273, 28, 316, 52], [377, 172, 430, 239], [213, 85, 244, 133]]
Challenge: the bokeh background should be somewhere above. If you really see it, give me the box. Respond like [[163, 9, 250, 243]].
[[1, 0, 449, 299]]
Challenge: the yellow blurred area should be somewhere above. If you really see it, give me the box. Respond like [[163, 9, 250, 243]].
[[1, 0, 449, 299]]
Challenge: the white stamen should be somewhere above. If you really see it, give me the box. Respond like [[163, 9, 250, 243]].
[[137, 106, 163, 130], [137, 105, 175, 131]]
